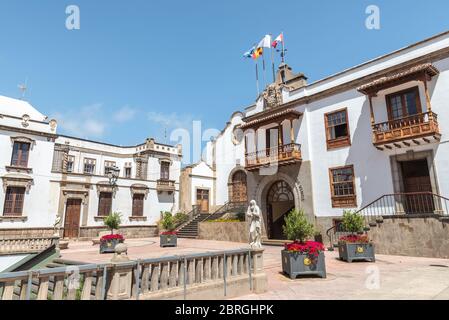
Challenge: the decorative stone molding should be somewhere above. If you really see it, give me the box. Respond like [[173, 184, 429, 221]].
[[94, 216, 108, 222], [232, 125, 244, 145], [158, 157, 173, 165], [49, 119, 58, 132], [129, 216, 147, 222], [1, 174, 33, 193], [0, 216, 28, 222], [5, 166, 33, 174], [62, 189, 89, 205], [130, 184, 150, 200], [96, 181, 116, 198], [21, 114, 30, 128], [10, 136, 36, 150]]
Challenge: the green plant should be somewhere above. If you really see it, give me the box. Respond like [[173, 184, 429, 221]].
[[282, 209, 315, 243], [341, 210, 364, 234], [104, 212, 122, 234], [160, 211, 175, 231], [173, 212, 189, 226]]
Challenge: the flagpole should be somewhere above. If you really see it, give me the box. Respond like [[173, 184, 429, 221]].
[[262, 53, 266, 89], [255, 59, 260, 96], [270, 34, 275, 83], [281, 32, 286, 84]]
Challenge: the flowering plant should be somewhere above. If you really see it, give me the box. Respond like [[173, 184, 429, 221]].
[[339, 234, 370, 244], [100, 234, 124, 242], [284, 241, 325, 257], [160, 231, 178, 236]]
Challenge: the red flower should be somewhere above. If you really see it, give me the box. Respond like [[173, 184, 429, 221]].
[[284, 241, 325, 257], [100, 234, 125, 242], [339, 234, 369, 244], [160, 231, 178, 236]]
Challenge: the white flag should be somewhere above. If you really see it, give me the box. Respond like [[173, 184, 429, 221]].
[[257, 34, 271, 49]]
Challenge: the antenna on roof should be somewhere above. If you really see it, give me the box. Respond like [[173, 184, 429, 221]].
[[18, 77, 28, 100]]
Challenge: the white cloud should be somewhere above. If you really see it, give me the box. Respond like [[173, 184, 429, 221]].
[[147, 111, 195, 130], [113, 106, 136, 123], [53, 103, 106, 138]]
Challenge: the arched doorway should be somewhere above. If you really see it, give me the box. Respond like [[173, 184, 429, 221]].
[[229, 171, 247, 203], [266, 181, 295, 239]]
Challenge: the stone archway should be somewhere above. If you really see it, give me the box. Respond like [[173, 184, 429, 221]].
[[250, 172, 305, 239], [265, 181, 295, 239]]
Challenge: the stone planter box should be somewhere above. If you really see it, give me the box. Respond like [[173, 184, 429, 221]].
[[160, 234, 177, 247], [281, 250, 326, 279], [338, 242, 375, 262], [100, 238, 124, 254]]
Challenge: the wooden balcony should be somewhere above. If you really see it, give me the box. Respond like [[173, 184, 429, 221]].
[[245, 143, 302, 171], [156, 179, 176, 193], [373, 112, 441, 150]]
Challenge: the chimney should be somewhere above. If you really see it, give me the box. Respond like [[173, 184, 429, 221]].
[[275, 63, 307, 90]]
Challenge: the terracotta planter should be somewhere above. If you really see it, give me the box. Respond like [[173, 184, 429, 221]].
[[338, 242, 375, 262], [281, 250, 326, 279]]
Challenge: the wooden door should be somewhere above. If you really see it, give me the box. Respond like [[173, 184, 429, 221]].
[[401, 160, 434, 213], [64, 199, 81, 238], [196, 189, 209, 213], [230, 171, 247, 203]]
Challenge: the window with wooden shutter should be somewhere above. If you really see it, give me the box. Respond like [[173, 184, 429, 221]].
[[325, 109, 351, 150], [52, 149, 65, 172], [329, 165, 357, 208], [3, 187, 26, 216], [132, 194, 144, 217], [11, 142, 30, 167], [98, 192, 112, 216], [160, 162, 170, 180]]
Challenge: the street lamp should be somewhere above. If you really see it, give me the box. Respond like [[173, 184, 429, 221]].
[[107, 165, 120, 189]]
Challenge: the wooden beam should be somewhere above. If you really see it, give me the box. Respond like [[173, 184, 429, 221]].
[[393, 143, 402, 149], [434, 135, 441, 141], [403, 141, 411, 147], [423, 137, 431, 143], [412, 139, 421, 145], [385, 145, 393, 150], [375, 146, 384, 151]]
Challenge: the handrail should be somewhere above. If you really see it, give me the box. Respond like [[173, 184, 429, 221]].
[[245, 143, 301, 157], [373, 111, 438, 131]]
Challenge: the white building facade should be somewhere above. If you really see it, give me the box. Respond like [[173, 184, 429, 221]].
[[182, 31, 449, 239], [0, 97, 181, 239]]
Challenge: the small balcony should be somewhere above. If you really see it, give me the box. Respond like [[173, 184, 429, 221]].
[[156, 179, 176, 194], [372, 112, 440, 150], [245, 143, 302, 171]]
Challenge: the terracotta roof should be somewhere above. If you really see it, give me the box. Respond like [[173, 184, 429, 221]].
[[240, 108, 302, 129], [357, 63, 439, 94]]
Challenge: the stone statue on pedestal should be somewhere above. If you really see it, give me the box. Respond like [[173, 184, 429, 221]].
[[247, 200, 262, 249]]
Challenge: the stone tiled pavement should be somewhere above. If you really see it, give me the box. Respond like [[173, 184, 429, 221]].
[[60, 238, 449, 300]]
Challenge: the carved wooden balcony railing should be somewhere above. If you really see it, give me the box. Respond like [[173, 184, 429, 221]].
[[245, 143, 302, 171], [372, 112, 440, 148], [156, 179, 176, 193]]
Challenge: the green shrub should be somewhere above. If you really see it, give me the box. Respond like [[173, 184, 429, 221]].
[[173, 212, 189, 226], [160, 211, 175, 231], [282, 209, 315, 243], [341, 210, 364, 234], [104, 212, 122, 234]]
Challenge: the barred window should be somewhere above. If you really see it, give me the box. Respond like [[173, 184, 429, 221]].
[[52, 149, 65, 172], [3, 187, 25, 216], [98, 192, 112, 216], [84, 158, 96, 175], [11, 142, 30, 167], [132, 194, 144, 217]]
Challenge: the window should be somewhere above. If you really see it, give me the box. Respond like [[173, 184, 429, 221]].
[[11, 142, 30, 167], [104, 161, 116, 176], [132, 194, 144, 217], [160, 162, 170, 180], [98, 192, 112, 216], [124, 167, 131, 178], [3, 187, 25, 216], [386, 87, 422, 120], [329, 165, 357, 208], [66, 156, 75, 173], [83, 158, 96, 175], [325, 109, 351, 150]]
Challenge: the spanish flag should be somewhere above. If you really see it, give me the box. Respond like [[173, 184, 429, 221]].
[[252, 47, 263, 60]]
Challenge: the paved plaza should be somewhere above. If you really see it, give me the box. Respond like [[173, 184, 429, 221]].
[[60, 238, 449, 300]]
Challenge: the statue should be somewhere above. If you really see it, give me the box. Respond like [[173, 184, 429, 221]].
[[53, 215, 62, 237], [247, 200, 262, 249]]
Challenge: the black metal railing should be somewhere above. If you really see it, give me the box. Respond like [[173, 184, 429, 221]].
[[326, 192, 449, 249], [204, 201, 248, 222]]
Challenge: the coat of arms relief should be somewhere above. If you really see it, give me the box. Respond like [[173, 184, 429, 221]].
[[262, 83, 283, 110]]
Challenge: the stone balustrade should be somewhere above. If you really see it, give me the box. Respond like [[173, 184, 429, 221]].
[[0, 248, 266, 300], [0, 237, 60, 255]]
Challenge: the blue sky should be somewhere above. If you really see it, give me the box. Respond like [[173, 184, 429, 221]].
[[0, 1, 448, 162]]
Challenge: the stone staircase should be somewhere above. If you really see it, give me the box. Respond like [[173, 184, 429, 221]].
[[176, 213, 210, 238]]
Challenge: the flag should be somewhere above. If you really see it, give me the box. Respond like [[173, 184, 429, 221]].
[[257, 34, 272, 49], [272, 33, 283, 48], [243, 46, 255, 58], [252, 47, 263, 60]]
